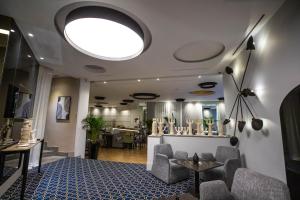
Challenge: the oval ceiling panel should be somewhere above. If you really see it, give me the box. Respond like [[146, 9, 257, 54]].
[[174, 40, 225, 63]]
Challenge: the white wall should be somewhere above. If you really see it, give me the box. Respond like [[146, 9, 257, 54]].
[[224, 0, 300, 182], [74, 79, 90, 158]]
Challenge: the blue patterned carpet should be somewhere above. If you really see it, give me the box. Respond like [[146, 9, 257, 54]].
[[1, 157, 193, 199]]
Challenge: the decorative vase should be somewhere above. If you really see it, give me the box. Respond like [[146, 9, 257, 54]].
[[193, 153, 199, 165], [186, 119, 193, 135]]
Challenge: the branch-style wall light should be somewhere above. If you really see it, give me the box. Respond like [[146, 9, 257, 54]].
[[224, 36, 263, 146]]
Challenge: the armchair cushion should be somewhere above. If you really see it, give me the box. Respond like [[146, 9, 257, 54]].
[[174, 151, 188, 160], [215, 146, 240, 163], [201, 153, 216, 161], [200, 180, 234, 200], [199, 166, 224, 181], [231, 168, 291, 200], [154, 144, 174, 159], [224, 158, 241, 188]]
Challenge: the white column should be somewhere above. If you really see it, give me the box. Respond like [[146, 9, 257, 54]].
[[29, 66, 53, 167], [74, 79, 90, 158]]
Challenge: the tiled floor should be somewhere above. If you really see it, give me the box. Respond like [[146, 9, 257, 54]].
[[98, 146, 147, 164]]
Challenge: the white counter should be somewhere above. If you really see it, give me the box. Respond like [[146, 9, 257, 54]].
[[147, 134, 231, 170]]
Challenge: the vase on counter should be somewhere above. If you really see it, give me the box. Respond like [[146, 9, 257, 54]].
[[193, 153, 199, 165]]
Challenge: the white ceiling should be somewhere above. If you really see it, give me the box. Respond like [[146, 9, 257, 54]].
[[0, 0, 285, 105], [90, 74, 224, 106]]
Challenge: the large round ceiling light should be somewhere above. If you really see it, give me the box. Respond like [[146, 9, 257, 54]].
[[64, 6, 145, 61]]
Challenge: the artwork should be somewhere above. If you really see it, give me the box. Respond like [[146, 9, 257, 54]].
[[56, 96, 71, 120]]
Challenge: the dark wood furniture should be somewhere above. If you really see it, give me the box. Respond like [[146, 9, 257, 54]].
[[172, 159, 223, 198], [0, 139, 44, 200]]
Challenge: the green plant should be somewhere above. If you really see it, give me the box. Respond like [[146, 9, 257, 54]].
[[82, 114, 105, 143]]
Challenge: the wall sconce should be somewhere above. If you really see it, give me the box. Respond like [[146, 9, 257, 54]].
[[224, 36, 263, 146]]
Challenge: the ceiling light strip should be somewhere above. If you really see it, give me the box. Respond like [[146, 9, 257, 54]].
[[232, 14, 265, 56]]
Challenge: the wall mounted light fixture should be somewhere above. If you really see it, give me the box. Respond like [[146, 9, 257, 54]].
[[224, 36, 263, 146]]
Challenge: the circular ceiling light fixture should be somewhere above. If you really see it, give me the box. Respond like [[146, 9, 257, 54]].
[[198, 82, 217, 89], [63, 6, 146, 61], [175, 98, 185, 102], [130, 93, 160, 100], [123, 99, 134, 103], [94, 96, 106, 100], [120, 102, 127, 105]]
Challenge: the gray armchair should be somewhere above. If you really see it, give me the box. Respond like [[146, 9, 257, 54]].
[[200, 168, 290, 200], [200, 146, 241, 188], [151, 144, 190, 184]]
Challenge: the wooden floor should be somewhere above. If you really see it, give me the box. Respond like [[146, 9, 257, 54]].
[[97, 146, 147, 164]]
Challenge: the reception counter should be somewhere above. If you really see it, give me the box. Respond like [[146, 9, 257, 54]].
[[147, 134, 231, 170]]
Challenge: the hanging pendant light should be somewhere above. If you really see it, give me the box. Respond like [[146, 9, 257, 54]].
[[63, 6, 145, 61]]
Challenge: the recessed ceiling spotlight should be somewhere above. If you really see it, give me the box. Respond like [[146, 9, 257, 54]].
[[156, 78, 160, 81], [63, 6, 146, 61], [10, 29, 15, 33], [40, 57, 44, 60], [137, 79, 141, 82], [94, 96, 105, 100], [198, 75, 202, 79], [103, 81, 107, 84], [28, 33, 34, 37], [27, 55, 32, 58]]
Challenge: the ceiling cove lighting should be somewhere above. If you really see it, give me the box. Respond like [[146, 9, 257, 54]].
[[63, 6, 145, 61], [0, 29, 9, 35]]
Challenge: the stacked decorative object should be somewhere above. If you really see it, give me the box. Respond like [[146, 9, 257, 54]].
[[175, 127, 183, 135], [151, 118, 158, 136], [195, 119, 203, 135], [168, 117, 175, 135], [18, 119, 32, 146], [2, 119, 13, 143], [205, 119, 214, 136], [157, 118, 164, 136]]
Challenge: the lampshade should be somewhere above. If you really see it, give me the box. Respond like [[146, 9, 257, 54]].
[[64, 6, 145, 61], [246, 36, 255, 50], [225, 66, 233, 75]]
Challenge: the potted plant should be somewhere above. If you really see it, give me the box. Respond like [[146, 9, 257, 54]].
[[82, 114, 105, 159]]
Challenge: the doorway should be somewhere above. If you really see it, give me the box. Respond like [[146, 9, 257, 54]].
[[280, 85, 300, 200]]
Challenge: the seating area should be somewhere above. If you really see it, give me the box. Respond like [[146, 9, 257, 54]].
[[0, 0, 300, 199]]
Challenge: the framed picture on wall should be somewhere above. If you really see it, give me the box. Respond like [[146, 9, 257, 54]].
[[56, 96, 71, 121]]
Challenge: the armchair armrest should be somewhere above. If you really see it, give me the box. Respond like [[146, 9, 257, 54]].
[[174, 151, 188, 160], [154, 153, 170, 166], [201, 153, 216, 161], [224, 158, 242, 188], [200, 180, 233, 200]]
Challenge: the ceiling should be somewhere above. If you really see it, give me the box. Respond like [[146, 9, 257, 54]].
[[0, 0, 285, 105], [90, 74, 224, 106]]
